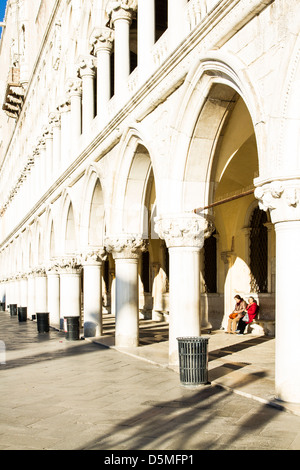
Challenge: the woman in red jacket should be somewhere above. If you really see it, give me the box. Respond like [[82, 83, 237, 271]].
[[236, 297, 258, 335]]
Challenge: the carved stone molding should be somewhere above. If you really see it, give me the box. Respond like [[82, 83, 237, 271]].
[[154, 213, 214, 249], [105, 234, 147, 259], [255, 179, 300, 224]]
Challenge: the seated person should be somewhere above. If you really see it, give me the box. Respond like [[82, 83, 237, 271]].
[[236, 296, 258, 335], [227, 295, 247, 334]]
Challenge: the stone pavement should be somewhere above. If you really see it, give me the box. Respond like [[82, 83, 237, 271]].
[[1, 311, 300, 451]]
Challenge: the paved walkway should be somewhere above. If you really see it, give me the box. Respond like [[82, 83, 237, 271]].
[[1, 311, 300, 451]]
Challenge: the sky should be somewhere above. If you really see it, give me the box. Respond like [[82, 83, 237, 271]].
[[0, 0, 7, 22]]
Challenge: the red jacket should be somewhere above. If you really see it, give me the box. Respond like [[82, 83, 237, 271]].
[[245, 302, 258, 323]]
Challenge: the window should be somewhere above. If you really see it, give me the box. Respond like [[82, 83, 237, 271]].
[[249, 207, 268, 293], [203, 230, 217, 293]]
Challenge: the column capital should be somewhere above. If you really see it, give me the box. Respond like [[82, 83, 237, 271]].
[[53, 256, 82, 274], [77, 55, 95, 78], [57, 99, 71, 113], [32, 266, 47, 277], [106, 1, 137, 23], [255, 179, 300, 224], [81, 248, 107, 266], [90, 27, 114, 55], [42, 124, 53, 140], [49, 111, 61, 127], [66, 77, 82, 98], [154, 213, 214, 249], [105, 234, 147, 259]]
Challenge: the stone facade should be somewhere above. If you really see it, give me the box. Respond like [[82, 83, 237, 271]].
[[0, 0, 300, 402]]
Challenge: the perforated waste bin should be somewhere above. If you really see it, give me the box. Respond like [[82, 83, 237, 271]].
[[64, 316, 80, 341], [10, 304, 17, 316], [18, 307, 27, 322], [177, 336, 210, 386], [37, 312, 49, 333]]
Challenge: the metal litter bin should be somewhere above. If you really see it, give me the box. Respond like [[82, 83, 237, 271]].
[[177, 336, 210, 386], [64, 316, 80, 341], [18, 307, 27, 322], [0, 302, 5, 311], [10, 304, 17, 316], [37, 312, 49, 333]]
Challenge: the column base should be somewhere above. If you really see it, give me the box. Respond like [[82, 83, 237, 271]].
[[115, 335, 139, 348]]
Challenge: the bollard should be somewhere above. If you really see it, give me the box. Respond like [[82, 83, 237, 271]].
[[37, 312, 49, 333], [9, 304, 17, 316], [64, 316, 80, 341], [18, 306, 27, 322]]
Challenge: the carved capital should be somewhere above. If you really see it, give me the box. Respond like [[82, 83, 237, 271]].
[[49, 111, 61, 127], [81, 248, 107, 265], [106, 0, 137, 25], [57, 99, 71, 114], [43, 125, 53, 139], [32, 266, 47, 277], [53, 256, 82, 274], [154, 213, 214, 249], [66, 77, 82, 97], [105, 234, 147, 259], [77, 55, 95, 78], [255, 179, 300, 223], [90, 27, 114, 55]]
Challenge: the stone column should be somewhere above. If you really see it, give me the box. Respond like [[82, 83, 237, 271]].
[[37, 136, 47, 191], [6, 278, 12, 309], [137, 0, 155, 81], [11, 274, 21, 306], [34, 267, 48, 313], [57, 257, 82, 330], [108, 3, 134, 97], [27, 272, 35, 319], [20, 273, 28, 308], [155, 213, 213, 368], [57, 100, 71, 172], [33, 146, 41, 199], [66, 77, 82, 150], [90, 27, 114, 118], [82, 249, 106, 337], [255, 179, 300, 403], [43, 125, 53, 186], [77, 56, 95, 133], [49, 112, 61, 179], [106, 235, 147, 348], [168, 0, 188, 50], [46, 265, 60, 329]]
